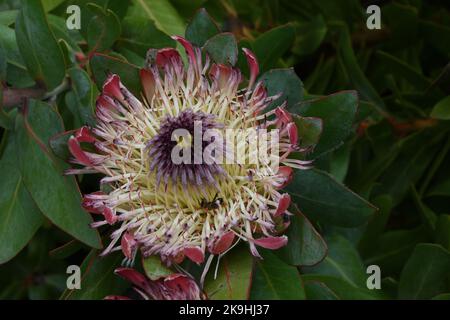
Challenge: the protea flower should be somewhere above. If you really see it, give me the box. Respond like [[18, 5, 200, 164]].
[[105, 268, 203, 300], [67, 36, 311, 265]]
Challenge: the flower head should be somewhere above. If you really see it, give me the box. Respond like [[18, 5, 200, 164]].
[[105, 268, 203, 300], [67, 36, 311, 264]]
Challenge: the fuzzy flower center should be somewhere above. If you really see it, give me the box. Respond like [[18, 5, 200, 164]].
[[146, 109, 225, 191]]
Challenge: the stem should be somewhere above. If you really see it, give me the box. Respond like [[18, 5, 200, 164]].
[[2, 86, 45, 109], [2, 77, 70, 110]]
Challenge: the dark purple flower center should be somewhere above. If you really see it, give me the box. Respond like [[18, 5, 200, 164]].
[[146, 109, 224, 190]]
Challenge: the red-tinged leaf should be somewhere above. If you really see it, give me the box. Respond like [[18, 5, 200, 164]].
[[15, 99, 101, 249], [0, 133, 43, 264], [15, 1, 65, 90]]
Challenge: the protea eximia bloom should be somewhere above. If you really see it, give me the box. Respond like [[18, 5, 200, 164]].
[[67, 36, 311, 266], [105, 268, 203, 300]]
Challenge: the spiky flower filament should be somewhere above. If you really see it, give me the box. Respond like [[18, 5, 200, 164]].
[[67, 36, 312, 265]]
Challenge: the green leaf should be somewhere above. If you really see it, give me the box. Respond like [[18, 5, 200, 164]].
[[15, 0, 65, 90], [49, 239, 84, 260], [48, 14, 82, 54], [298, 91, 358, 158], [42, 0, 65, 12], [67, 67, 96, 127], [0, 86, 13, 130], [285, 168, 376, 227], [0, 10, 18, 26], [62, 251, 127, 300], [375, 51, 431, 90], [185, 8, 219, 47], [428, 178, 450, 197], [435, 214, 450, 252], [0, 133, 43, 264], [49, 130, 72, 161], [432, 293, 450, 300], [292, 15, 327, 56], [336, 25, 385, 109], [276, 211, 327, 266], [259, 68, 303, 111], [293, 115, 323, 149], [253, 24, 295, 71], [304, 234, 366, 288], [203, 33, 238, 66], [364, 227, 429, 276], [142, 255, 173, 281], [0, 36, 7, 81], [117, 16, 174, 56], [430, 96, 450, 120], [303, 275, 377, 300], [250, 250, 305, 299], [304, 280, 339, 300], [15, 100, 101, 249], [116, 47, 146, 67], [87, 4, 121, 52], [132, 0, 185, 36], [411, 186, 437, 234], [383, 3, 419, 50], [358, 195, 394, 254], [421, 20, 450, 59], [329, 143, 351, 183], [90, 53, 142, 96], [204, 245, 253, 300], [398, 244, 450, 299], [376, 129, 442, 205], [0, 24, 35, 88]]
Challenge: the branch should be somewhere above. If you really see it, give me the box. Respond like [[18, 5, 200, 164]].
[[1, 78, 70, 109]]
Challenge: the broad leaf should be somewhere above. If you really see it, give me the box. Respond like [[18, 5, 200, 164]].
[[203, 33, 238, 66], [0, 10, 17, 26], [430, 96, 450, 120], [15, 100, 101, 248], [285, 169, 376, 227], [363, 227, 429, 276], [253, 24, 295, 71], [250, 250, 305, 299], [90, 53, 142, 96], [62, 251, 127, 300], [303, 275, 377, 300], [276, 211, 327, 266], [117, 16, 174, 56], [131, 0, 185, 36], [67, 67, 96, 127], [185, 8, 219, 47], [292, 15, 327, 56], [87, 4, 121, 52], [204, 245, 253, 300], [293, 116, 323, 149], [398, 244, 450, 299], [259, 68, 303, 111], [0, 133, 43, 264], [304, 234, 366, 288], [15, 0, 65, 90], [298, 91, 358, 158]]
